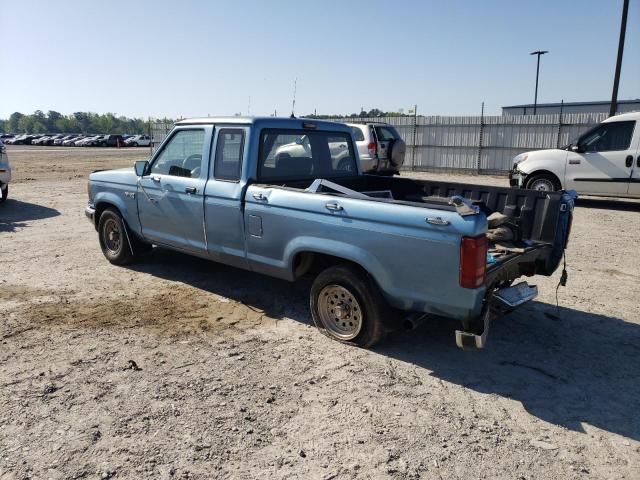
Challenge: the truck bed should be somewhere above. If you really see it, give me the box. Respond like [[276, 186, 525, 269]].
[[276, 175, 563, 243], [266, 174, 571, 281]]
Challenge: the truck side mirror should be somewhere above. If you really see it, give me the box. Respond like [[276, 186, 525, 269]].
[[134, 160, 149, 176], [570, 144, 584, 153]]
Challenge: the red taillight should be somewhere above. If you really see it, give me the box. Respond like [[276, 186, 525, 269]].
[[460, 235, 487, 289], [367, 141, 377, 156]]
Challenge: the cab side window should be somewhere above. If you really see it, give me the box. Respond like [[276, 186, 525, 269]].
[[213, 129, 245, 181], [150, 129, 205, 178], [580, 121, 635, 152]]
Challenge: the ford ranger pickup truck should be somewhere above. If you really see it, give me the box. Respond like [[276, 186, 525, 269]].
[[85, 117, 575, 349]]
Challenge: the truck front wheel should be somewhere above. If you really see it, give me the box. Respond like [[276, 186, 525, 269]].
[[98, 208, 137, 265], [310, 264, 388, 348], [0, 184, 7, 203]]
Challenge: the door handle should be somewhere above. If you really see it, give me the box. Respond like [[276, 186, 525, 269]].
[[325, 202, 343, 211], [151, 176, 161, 182], [252, 193, 268, 201], [185, 186, 197, 194], [625, 155, 633, 168]]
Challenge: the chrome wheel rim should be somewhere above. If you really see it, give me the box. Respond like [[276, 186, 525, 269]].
[[317, 285, 362, 340], [103, 218, 122, 254], [530, 178, 554, 192]]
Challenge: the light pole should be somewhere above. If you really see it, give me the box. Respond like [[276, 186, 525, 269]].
[[530, 50, 548, 115]]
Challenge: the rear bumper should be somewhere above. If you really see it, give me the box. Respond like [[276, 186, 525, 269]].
[[455, 282, 538, 349]]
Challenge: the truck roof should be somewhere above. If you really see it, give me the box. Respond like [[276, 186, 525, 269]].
[[175, 116, 352, 132]]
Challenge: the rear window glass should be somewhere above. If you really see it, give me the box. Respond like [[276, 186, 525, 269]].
[[214, 128, 245, 181], [350, 126, 365, 141], [374, 126, 398, 141], [259, 130, 357, 180]]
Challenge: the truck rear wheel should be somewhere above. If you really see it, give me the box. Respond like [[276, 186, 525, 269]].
[[310, 264, 388, 348]]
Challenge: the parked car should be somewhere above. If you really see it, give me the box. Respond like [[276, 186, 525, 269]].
[[510, 111, 640, 198], [42, 134, 65, 146], [31, 135, 52, 146], [0, 140, 11, 202], [96, 134, 125, 147], [5, 134, 25, 145], [346, 122, 406, 175], [124, 134, 151, 147], [86, 117, 574, 349], [55, 134, 79, 146], [64, 135, 85, 146], [76, 135, 101, 146]]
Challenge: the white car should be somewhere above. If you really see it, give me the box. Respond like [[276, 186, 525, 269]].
[[511, 111, 640, 198], [0, 140, 11, 202], [125, 135, 151, 147]]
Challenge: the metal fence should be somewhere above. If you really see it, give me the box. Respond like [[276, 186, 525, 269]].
[[328, 112, 608, 174], [151, 112, 608, 175]]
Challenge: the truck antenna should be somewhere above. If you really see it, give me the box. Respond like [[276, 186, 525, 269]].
[[291, 78, 297, 118]]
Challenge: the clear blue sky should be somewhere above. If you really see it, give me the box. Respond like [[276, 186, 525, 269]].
[[1, 0, 638, 118]]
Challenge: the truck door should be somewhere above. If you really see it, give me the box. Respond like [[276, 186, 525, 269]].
[[137, 128, 209, 252], [203, 127, 250, 269], [565, 120, 636, 196]]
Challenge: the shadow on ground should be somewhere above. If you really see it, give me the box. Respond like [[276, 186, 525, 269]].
[[0, 199, 60, 232], [129, 247, 311, 325], [130, 247, 640, 441], [576, 197, 640, 212]]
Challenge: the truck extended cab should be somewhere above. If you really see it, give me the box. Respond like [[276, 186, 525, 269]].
[[86, 117, 575, 349]]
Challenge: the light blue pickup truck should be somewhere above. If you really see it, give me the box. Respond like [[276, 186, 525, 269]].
[[86, 117, 575, 349]]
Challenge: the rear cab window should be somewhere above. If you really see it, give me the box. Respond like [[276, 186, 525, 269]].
[[259, 129, 358, 181], [213, 128, 245, 181]]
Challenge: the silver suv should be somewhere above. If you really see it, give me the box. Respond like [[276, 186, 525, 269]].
[[346, 122, 406, 175]]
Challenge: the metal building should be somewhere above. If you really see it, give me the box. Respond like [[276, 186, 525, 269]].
[[502, 99, 640, 116]]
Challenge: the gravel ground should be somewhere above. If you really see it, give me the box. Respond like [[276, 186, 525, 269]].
[[1, 146, 639, 479]]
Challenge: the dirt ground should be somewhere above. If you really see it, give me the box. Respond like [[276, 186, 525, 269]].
[[1, 146, 639, 480]]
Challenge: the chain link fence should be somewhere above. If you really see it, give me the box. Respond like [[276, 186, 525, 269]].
[[151, 112, 608, 175]]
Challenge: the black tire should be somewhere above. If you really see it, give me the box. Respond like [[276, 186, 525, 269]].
[[310, 264, 390, 348], [0, 184, 7, 203], [525, 173, 560, 192], [97, 208, 136, 265], [132, 142, 139, 147]]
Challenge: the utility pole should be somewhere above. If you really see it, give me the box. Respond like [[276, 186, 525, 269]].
[[530, 50, 548, 115], [609, 0, 629, 117]]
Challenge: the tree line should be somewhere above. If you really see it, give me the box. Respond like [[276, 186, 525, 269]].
[[0, 108, 414, 134], [0, 111, 154, 135]]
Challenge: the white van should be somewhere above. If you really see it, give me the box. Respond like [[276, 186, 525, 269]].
[[510, 111, 640, 198]]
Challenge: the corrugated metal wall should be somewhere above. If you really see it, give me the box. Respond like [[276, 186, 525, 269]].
[[151, 113, 608, 175], [329, 112, 608, 174]]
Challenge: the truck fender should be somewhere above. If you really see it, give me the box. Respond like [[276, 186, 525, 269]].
[[284, 236, 391, 292], [93, 191, 140, 234]]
